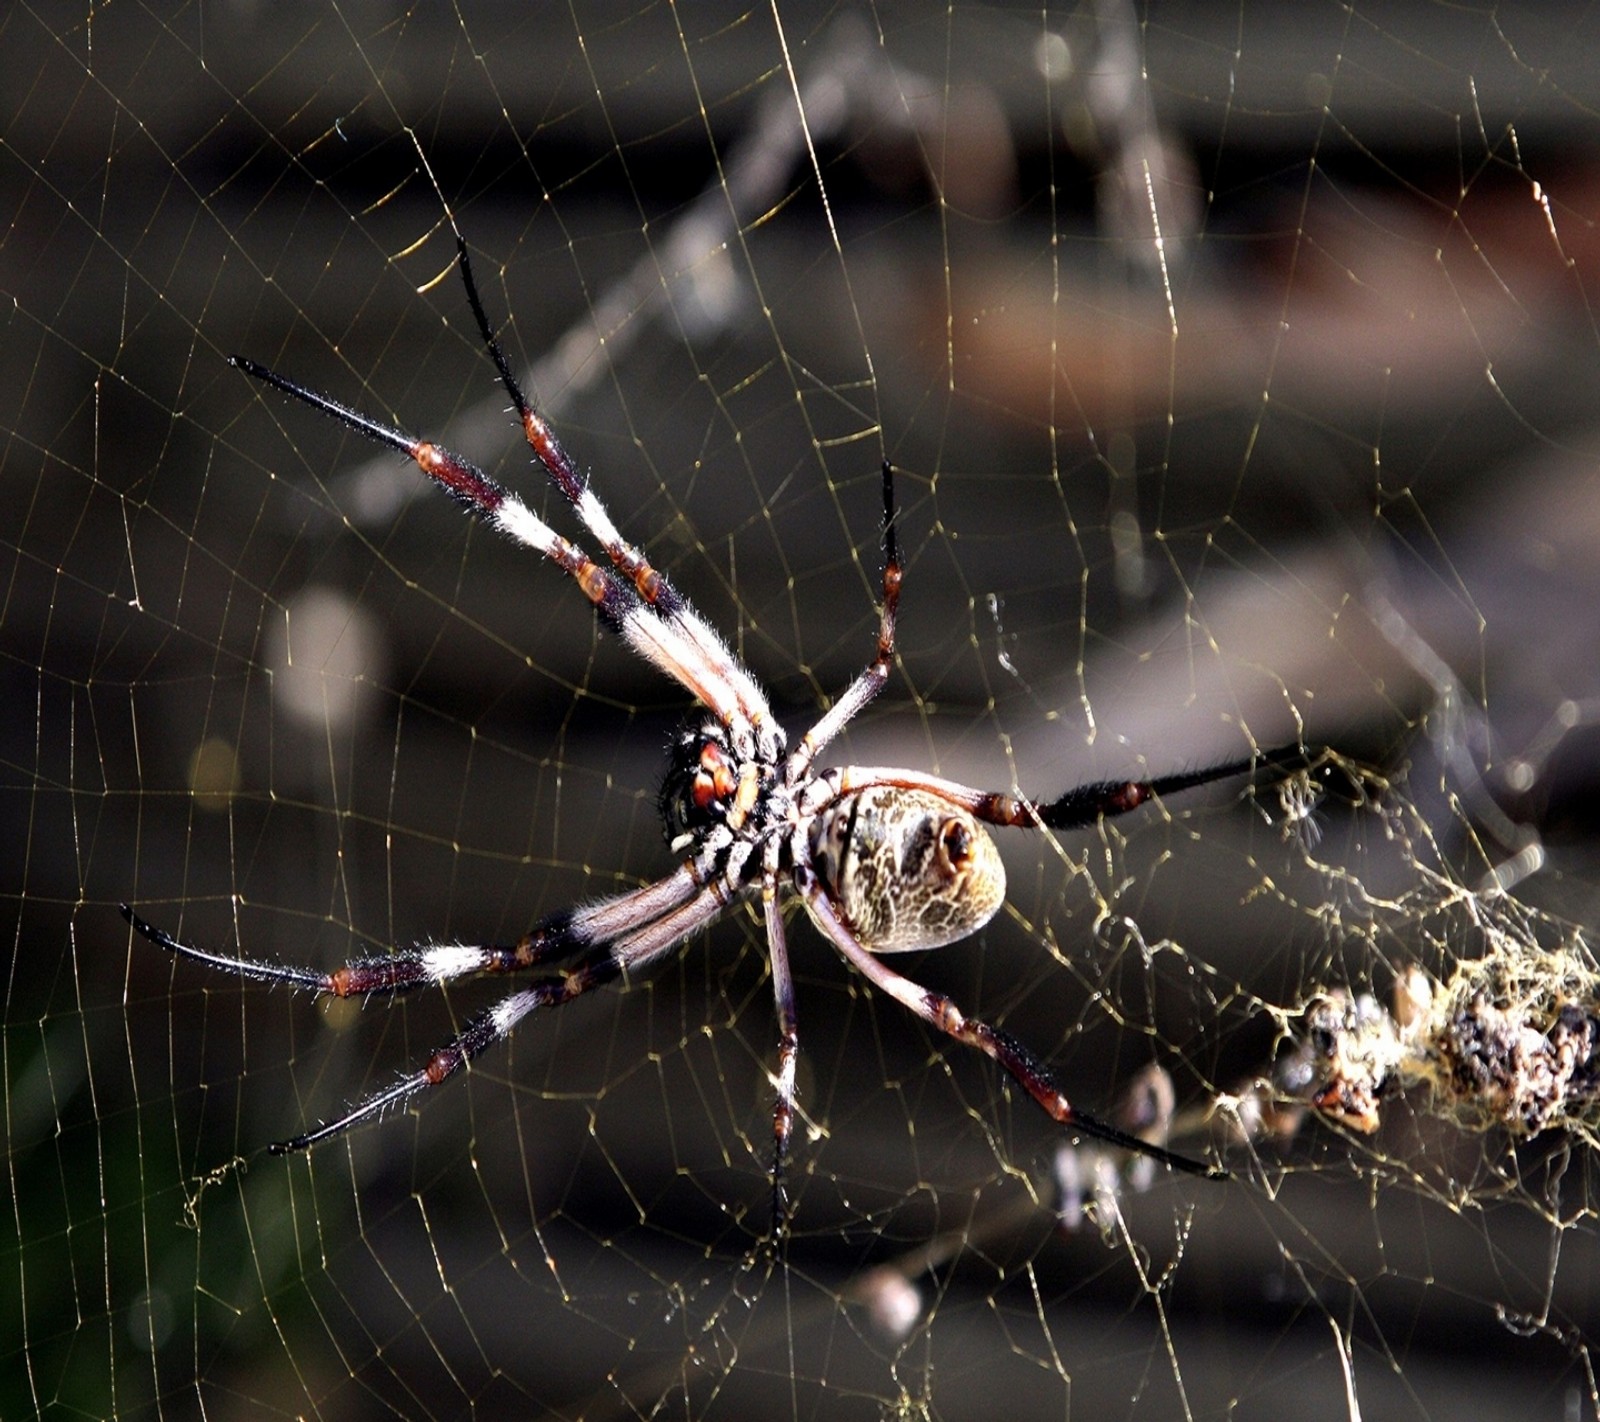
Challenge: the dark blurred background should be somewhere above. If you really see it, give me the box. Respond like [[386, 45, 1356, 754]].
[[7, 3, 1600, 1418]]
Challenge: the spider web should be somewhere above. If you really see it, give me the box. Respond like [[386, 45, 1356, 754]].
[[7, 2, 1600, 1418]]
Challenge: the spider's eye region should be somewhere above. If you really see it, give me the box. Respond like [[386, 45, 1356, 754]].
[[660, 717, 741, 844], [692, 741, 739, 813]]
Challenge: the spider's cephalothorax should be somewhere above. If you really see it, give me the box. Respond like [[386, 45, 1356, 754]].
[[125, 233, 1297, 1222]]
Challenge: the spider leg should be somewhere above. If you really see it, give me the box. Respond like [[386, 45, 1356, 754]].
[[450, 240, 780, 757], [122, 905, 329, 991], [121, 864, 705, 999], [124, 902, 589, 998], [1011, 742, 1308, 831], [267, 880, 733, 1152], [231, 358, 763, 724], [828, 742, 1306, 832], [762, 871, 800, 1226], [795, 864, 1227, 1180], [787, 459, 902, 777]]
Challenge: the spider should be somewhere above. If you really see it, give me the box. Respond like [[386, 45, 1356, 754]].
[[124, 237, 1290, 1214]]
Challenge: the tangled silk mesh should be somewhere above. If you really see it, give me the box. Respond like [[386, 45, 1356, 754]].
[[8, 5, 1600, 1421], [1261, 763, 1600, 1155]]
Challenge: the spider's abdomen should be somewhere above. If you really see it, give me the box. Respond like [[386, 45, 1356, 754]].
[[807, 786, 1006, 953]]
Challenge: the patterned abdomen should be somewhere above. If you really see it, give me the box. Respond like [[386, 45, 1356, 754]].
[[807, 786, 1006, 953]]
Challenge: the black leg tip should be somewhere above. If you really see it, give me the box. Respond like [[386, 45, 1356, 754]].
[[120, 903, 170, 951]]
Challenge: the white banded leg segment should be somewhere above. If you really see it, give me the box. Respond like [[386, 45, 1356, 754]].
[[604, 880, 733, 975], [228, 357, 637, 637], [614, 599, 770, 739], [574, 479, 778, 750], [127, 860, 715, 1019], [272, 882, 735, 1154], [448, 239, 780, 750], [441, 439, 764, 728], [341, 861, 724, 997], [271, 976, 585, 1154], [231, 353, 774, 727], [560, 476, 779, 754], [495, 482, 766, 727], [342, 913, 590, 995], [452, 242, 665, 613]]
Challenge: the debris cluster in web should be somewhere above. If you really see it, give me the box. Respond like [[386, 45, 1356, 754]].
[[1279, 947, 1600, 1142]]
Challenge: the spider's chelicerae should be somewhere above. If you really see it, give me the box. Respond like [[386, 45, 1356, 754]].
[[125, 238, 1290, 1212]]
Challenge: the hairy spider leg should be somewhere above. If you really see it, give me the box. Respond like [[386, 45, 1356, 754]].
[[786, 460, 902, 778], [1018, 743, 1307, 831], [827, 742, 1306, 834], [130, 880, 732, 1153], [121, 865, 705, 1002], [121, 905, 329, 992], [762, 874, 800, 1226], [283, 880, 733, 1151], [451, 239, 780, 759], [756, 458, 902, 1224], [455, 242, 922, 1216], [229, 357, 756, 725], [795, 865, 1227, 1180]]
